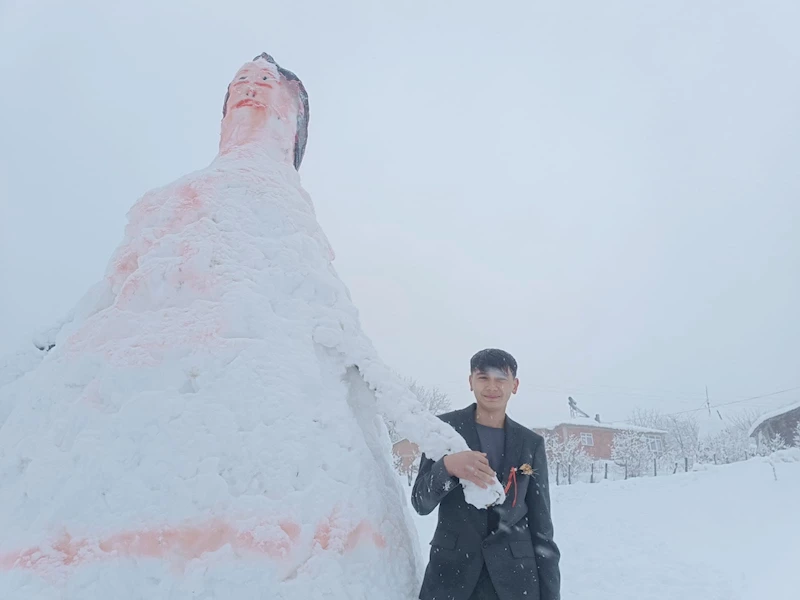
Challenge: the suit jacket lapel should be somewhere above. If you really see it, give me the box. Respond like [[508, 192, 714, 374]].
[[501, 416, 523, 486]]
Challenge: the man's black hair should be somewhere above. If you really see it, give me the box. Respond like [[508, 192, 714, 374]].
[[470, 348, 518, 378]]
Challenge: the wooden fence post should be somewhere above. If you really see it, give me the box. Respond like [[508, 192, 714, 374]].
[[556, 463, 560, 486], [673, 462, 678, 474], [684, 457, 689, 472], [590, 463, 595, 484], [624, 462, 628, 480], [605, 463, 608, 480], [568, 464, 572, 485], [654, 458, 657, 477]]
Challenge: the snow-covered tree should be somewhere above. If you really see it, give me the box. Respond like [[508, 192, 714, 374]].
[[628, 408, 699, 462], [794, 421, 800, 448], [611, 431, 653, 478], [696, 410, 760, 464], [700, 426, 752, 464], [543, 432, 591, 483], [763, 433, 787, 455]]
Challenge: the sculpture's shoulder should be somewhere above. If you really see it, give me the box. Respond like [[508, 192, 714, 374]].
[[436, 405, 473, 428]]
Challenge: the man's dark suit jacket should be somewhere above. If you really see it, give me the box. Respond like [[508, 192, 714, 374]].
[[412, 404, 560, 600]]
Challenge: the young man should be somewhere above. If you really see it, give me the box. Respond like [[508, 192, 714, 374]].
[[412, 349, 560, 600]]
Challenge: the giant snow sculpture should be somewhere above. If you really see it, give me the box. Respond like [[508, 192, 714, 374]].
[[0, 52, 504, 599]]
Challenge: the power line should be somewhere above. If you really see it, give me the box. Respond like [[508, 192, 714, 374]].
[[541, 383, 800, 423], [662, 385, 800, 417], [604, 385, 800, 423], [562, 383, 709, 401], [529, 383, 706, 404]]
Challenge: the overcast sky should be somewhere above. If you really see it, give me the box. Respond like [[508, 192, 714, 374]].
[[1, 0, 798, 428]]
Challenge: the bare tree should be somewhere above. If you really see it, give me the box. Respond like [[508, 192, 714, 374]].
[[725, 408, 761, 435], [627, 408, 662, 428], [392, 449, 421, 486], [384, 378, 452, 444], [384, 378, 452, 482], [406, 379, 452, 416]]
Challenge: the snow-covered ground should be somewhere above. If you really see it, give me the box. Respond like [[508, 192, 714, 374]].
[[412, 449, 800, 600]]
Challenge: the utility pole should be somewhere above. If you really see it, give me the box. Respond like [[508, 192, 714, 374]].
[[705, 385, 711, 416]]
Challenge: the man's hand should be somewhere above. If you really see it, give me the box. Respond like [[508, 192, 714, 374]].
[[443, 451, 496, 489]]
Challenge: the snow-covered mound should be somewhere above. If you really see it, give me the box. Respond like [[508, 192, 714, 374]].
[[0, 344, 46, 390], [414, 448, 800, 599], [0, 52, 502, 599]]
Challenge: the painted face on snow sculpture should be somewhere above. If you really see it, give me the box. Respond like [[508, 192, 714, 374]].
[[220, 52, 309, 169]]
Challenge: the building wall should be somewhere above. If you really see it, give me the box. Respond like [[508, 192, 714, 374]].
[[559, 425, 618, 460], [535, 425, 667, 461], [753, 406, 800, 448]]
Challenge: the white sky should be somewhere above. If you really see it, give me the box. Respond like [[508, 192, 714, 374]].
[[1, 0, 798, 428]]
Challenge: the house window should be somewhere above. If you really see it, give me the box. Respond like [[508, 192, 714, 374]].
[[580, 432, 594, 447], [646, 436, 663, 453]]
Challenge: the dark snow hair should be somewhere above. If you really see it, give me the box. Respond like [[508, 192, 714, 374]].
[[470, 349, 518, 378], [222, 52, 310, 170]]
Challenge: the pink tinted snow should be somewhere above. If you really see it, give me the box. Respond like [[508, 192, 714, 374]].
[[0, 513, 385, 576]]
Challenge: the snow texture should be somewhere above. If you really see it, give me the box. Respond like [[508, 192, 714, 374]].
[[0, 53, 501, 599], [0, 344, 46, 390]]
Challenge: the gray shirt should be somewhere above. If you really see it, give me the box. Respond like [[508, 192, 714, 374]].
[[475, 423, 505, 477]]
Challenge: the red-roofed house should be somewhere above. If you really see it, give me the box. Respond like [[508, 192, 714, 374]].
[[532, 415, 668, 460]]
